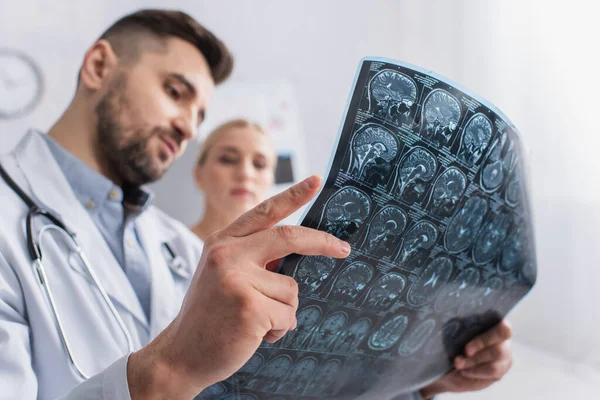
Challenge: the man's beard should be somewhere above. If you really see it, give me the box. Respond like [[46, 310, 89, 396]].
[[95, 74, 180, 186]]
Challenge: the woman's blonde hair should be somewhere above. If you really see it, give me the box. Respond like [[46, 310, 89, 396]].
[[196, 118, 272, 166]]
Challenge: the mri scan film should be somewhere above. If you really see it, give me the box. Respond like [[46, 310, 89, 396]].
[[198, 58, 537, 400]]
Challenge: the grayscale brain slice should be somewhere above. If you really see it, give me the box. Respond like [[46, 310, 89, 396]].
[[353, 124, 399, 162], [308, 311, 348, 351], [297, 305, 322, 327], [424, 90, 461, 126], [350, 124, 400, 181], [444, 197, 488, 253], [434, 168, 466, 198], [402, 148, 437, 181], [481, 130, 517, 192], [397, 148, 437, 197], [434, 267, 481, 312], [368, 314, 410, 350], [505, 174, 520, 206], [473, 212, 511, 264], [371, 69, 417, 103], [431, 167, 467, 211], [399, 319, 436, 355], [324, 187, 371, 238], [281, 305, 322, 348], [239, 353, 264, 374], [294, 255, 336, 293], [221, 394, 257, 400], [459, 113, 493, 165], [367, 206, 407, 244], [332, 318, 372, 353], [330, 262, 374, 298], [364, 272, 407, 310], [245, 355, 293, 391], [482, 160, 504, 190], [398, 221, 438, 263], [477, 276, 505, 309], [304, 359, 343, 395], [407, 256, 454, 306], [499, 223, 527, 273], [196, 382, 227, 399], [277, 357, 319, 394]]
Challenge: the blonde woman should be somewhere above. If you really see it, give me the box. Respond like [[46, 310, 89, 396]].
[[190, 119, 277, 241]]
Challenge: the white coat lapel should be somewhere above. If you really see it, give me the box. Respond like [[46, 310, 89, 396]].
[[12, 132, 149, 328], [135, 213, 178, 338]]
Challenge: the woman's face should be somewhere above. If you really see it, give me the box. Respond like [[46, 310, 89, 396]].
[[195, 126, 276, 218]]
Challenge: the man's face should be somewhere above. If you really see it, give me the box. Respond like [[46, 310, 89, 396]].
[[96, 37, 215, 186]]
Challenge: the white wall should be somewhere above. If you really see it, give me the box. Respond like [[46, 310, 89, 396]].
[[1, 0, 599, 397]]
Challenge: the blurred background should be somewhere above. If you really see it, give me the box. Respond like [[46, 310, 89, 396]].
[[1, 0, 599, 398]]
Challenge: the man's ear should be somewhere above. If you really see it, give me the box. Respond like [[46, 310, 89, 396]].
[[79, 39, 119, 92]]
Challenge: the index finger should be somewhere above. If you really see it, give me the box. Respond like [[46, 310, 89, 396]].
[[224, 175, 322, 238], [464, 320, 512, 357]]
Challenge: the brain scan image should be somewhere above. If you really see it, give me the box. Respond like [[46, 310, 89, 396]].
[[368, 69, 418, 126], [277, 357, 319, 394], [467, 275, 505, 314], [307, 311, 348, 351], [251, 58, 537, 399], [368, 314, 410, 351], [444, 197, 488, 254], [362, 272, 407, 312], [348, 124, 399, 185], [322, 187, 371, 241], [395, 147, 437, 201], [332, 318, 372, 353], [396, 221, 438, 268], [427, 167, 467, 218], [505, 172, 521, 207], [499, 222, 527, 274], [424, 319, 463, 357], [196, 382, 227, 399], [457, 113, 493, 166], [361, 206, 407, 258], [481, 130, 518, 193], [473, 212, 511, 264], [399, 319, 437, 356], [338, 355, 383, 395], [293, 256, 336, 295], [407, 256, 454, 307], [226, 353, 265, 385], [304, 359, 343, 396], [326, 262, 374, 303], [419, 89, 462, 147], [280, 305, 322, 349], [434, 267, 481, 313], [245, 355, 293, 392], [221, 395, 257, 400]]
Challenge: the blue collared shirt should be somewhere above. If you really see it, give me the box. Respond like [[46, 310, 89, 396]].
[[43, 134, 153, 325]]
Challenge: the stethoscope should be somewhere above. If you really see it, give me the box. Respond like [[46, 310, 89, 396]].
[[0, 163, 190, 380]]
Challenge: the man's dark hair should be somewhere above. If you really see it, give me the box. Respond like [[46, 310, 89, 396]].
[[96, 9, 233, 84]]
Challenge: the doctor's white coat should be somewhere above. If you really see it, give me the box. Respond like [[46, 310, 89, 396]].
[[0, 131, 203, 399]]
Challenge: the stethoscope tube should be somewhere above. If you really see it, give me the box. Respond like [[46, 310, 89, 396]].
[[0, 162, 135, 380], [0, 163, 72, 259]]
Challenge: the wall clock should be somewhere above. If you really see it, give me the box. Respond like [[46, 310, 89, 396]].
[[0, 48, 44, 119]]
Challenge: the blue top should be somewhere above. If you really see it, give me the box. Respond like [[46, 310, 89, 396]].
[[43, 134, 154, 327]]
